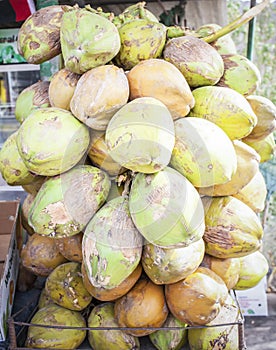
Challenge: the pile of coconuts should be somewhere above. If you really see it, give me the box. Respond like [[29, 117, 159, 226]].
[[0, 1, 275, 349]]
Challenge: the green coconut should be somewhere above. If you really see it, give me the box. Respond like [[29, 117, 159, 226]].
[[234, 250, 269, 290], [189, 86, 257, 140], [149, 313, 187, 350], [105, 97, 175, 174], [142, 238, 205, 285], [116, 2, 159, 25], [25, 304, 86, 349], [60, 7, 121, 74], [70, 65, 129, 131], [243, 94, 276, 141], [28, 165, 110, 238], [170, 117, 237, 188], [15, 81, 51, 123], [163, 35, 224, 88], [88, 302, 140, 350], [38, 288, 55, 309], [18, 5, 68, 64], [129, 166, 205, 248], [16, 107, 90, 176], [217, 54, 261, 96], [188, 294, 239, 350], [45, 262, 92, 311], [196, 23, 237, 55], [82, 196, 143, 289], [115, 19, 167, 70], [0, 131, 38, 186], [243, 132, 275, 163], [203, 196, 263, 258]]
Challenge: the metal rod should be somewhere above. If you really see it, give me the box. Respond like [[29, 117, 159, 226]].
[[247, 0, 257, 60]]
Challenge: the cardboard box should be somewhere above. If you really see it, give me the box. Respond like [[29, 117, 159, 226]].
[[0, 200, 21, 341]]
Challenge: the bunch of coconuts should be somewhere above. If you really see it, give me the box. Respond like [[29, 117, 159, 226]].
[[0, 1, 275, 349]]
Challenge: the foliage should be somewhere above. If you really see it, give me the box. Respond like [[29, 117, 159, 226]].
[[227, 0, 276, 104]]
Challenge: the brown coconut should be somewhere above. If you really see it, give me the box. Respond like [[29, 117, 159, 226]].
[[49, 68, 81, 110], [87, 130, 126, 177], [81, 263, 142, 301], [55, 232, 83, 262], [21, 233, 67, 276], [201, 254, 241, 290], [70, 64, 129, 130], [199, 140, 260, 196], [114, 278, 169, 336], [127, 58, 195, 119], [165, 267, 228, 326]]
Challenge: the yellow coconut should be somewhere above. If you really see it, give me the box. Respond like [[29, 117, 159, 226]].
[[170, 117, 237, 188], [189, 86, 257, 140], [165, 267, 228, 326], [199, 140, 260, 196], [127, 58, 195, 119], [243, 132, 275, 163], [21, 193, 36, 235], [243, 95, 276, 141], [233, 170, 267, 213], [202, 196, 263, 258], [234, 251, 269, 290], [49, 68, 81, 110]]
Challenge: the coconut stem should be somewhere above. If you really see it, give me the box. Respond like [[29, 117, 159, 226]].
[[203, 0, 270, 44]]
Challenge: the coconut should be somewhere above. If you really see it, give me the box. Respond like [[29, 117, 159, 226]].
[[149, 313, 188, 350], [188, 294, 239, 350], [234, 251, 269, 290], [165, 267, 228, 326], [201, 254, 241, 290], [21, 193, 36, 235], [106, 179, 125, 201], [105, 97, 175, 174], [48, 68, 80, 110], [243, 95, 276, 141], [199, 140, 260, 196], [163, 35, 224, 88], [127, 58, 195, 119], [243, 132, 275, 163], [22, 176, 46, 196], [16, 107, 90, 176], [117, 2, 159, 25], [25, 304, 86, 349], [142, 239, 205, 285], [45, 262, 92, 311], [82, 263, 142, 301], [189, 86, 257, 140], [88, 131, 126, 177], [60, 7, 121, 74], [82, 196, 143, 290], [70, 65, 129, 131], [18, 5, 68, 64], [233, 170, 267, 213], [0, 131, 37, 186], [114, 19, 167, 70], [202, 196, 263, 258], [88, 302, 140, 350], [170, 117, 237, 188], [217, 54, 261, 96], [55, 232, 83, 262], [129, 167, 205, 248], [15, 81, 50, 123], [21, 234, 67, 277], [114, 278, 169, 336], [38, 288, 55, 309], [28, 165, 110, 238], [196, 23, 237, 55]]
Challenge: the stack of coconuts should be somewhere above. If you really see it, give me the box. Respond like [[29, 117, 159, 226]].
[[0, 2, 275, 349]]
